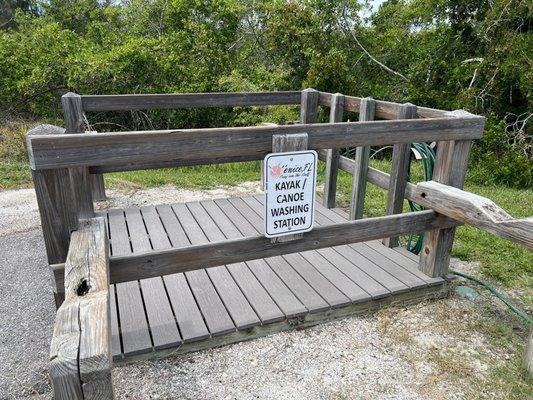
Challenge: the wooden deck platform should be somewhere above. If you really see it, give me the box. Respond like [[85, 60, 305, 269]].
[[104, 194, 448, 361]]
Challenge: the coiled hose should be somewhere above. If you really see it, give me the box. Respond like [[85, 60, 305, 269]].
[[407, 143, 531, 324]]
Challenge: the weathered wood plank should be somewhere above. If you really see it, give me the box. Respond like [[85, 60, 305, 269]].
[[108, 286, 122, 358], [108, 210, 152, 356], [418, 131, 474, 277], [164, 273, 210, 342], [227, 197, 308, 317], [125, 207, 181, 350], [174, 202, 236, 335], [104, 210, 459, 284], [156, 204, 190, 247], [27, 116, 485, 171], [209, 199, 285, 324], [300, 88, 319, 124], [416, 181, 533, 250], [50, 218, 114, 400], [350, 97, 376, 219], [62, 92, 105, 203], [186, 269, 236, 336], [317, 91, 447, 119], [81, 91, 302, 111], [383, 103, 418, 247], [316, 204, 436, 286], [206, 266, 261, 330], [29, 126, 78, 303], [250, 195, 351, 308], [323, 93, 344, 208]]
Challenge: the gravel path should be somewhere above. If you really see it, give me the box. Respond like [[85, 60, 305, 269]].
[[0, 185, 520, 399]]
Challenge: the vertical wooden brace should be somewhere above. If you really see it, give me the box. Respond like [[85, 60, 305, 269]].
[[419, 139, 473, 277], [323, 93, 344, 208], [270, 133, 309, 243], [49, 217, 114, 399], [61, 93, 96, 218], [27, 125, 78, 307], [382, 103, 418, 247], [300, 88, 319, 124], [62, 92, 106, 201], [350, 97, 376, 219]]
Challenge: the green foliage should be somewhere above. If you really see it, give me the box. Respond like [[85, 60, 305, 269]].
[[0, 0, 531, 187]]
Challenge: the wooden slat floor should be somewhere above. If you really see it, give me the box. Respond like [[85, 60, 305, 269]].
[[102, 194, 447, 360]]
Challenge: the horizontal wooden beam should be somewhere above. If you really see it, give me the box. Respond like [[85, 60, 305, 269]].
[[317, 91, 448, 119], [317, 150, 418, 202], [81, 91, 301, 111], [28, 116, 484, 171], [90, 154, 260, 174], [416, 181, 533, 250], [49, 218, 114, 399], [52, 210, 458, 286]]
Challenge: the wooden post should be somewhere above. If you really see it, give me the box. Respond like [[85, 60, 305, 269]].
[[28, 125, 79, 307], [300, 88, 319, 124], [62, 92, 106, 201], [418, 138, 472, 277], [61, 93, 96, 218], [382, 103, 418, 247], [323, 93, 344, 208], [270, 133, 309, 243], [49, 218, 114, 399], [350, 97, 376, 219]]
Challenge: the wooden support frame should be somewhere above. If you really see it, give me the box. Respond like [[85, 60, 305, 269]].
[[62, 92, 106, 201], [49, 217, 113, 399], [416, 181, 533, 249], [51, 210, 459, 286], [323, 93, 344, 208], [81, 91, 302, 111], [383, 103, 418, 247], [350, 97, 376, 219], [27, 116, 485, 172]]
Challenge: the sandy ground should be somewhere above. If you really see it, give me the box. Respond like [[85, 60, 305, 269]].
[[0, 184, 527, 399]]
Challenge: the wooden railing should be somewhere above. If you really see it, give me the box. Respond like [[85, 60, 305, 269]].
[[49, 218, 113, 400], [34, 89, 533, 396], [30, 90, 487, 290]]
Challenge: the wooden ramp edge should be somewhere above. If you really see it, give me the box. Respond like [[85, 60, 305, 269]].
[[114, 282, 450, 364]]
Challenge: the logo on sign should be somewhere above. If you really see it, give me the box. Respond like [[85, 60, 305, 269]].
[[263, 150, 317, 238]]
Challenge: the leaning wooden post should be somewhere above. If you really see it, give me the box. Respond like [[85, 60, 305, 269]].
[[62, 92, 106, 201], [49, 217, 114, 399], [271, 133, 309, 243], [323, 93, 344, 208], [418, 110, 482, 277], [382, 103, 418, 247], [27, 125, 78, 307], [350, 97, 376, 219], [61, 93, 96, 218]]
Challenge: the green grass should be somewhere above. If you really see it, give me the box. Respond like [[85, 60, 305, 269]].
[[105, 161, 261, 190], [0, 161, 32, 189]]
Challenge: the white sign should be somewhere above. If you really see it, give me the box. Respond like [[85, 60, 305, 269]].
[[263, 150, 317, 238]]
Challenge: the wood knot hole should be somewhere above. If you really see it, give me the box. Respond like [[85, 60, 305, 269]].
[[420, 192, 427, 198], [424, 246, 430, 255], [77, 279, 90, 296]]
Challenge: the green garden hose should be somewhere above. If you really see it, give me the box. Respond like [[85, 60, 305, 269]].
[[451, 270, 532, 324], [406, 142, 436, 254], [406, 143, 531, 325]]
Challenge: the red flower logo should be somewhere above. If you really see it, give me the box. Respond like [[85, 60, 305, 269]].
[[269, 164, 283, 178]]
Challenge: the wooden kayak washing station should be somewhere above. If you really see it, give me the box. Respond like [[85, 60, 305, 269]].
[[26, 89, 532, 398]]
